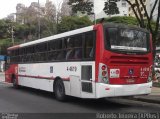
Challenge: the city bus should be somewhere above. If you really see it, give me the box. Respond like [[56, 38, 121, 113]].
[[5, 23, 153, 101]]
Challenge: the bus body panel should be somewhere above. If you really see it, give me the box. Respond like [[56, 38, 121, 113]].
[[16, 62, 96, 98]]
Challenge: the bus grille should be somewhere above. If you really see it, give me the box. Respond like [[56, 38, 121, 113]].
[[81, 82, 92, 93], [109, 56, 149, 65]]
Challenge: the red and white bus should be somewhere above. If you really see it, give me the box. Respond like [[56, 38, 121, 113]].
[[5, 23, 153, 101]]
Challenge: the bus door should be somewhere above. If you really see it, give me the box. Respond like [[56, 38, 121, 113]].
[[80, 63, 95, 98]]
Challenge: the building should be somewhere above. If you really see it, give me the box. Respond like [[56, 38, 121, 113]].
[[94, 0, 129, 20], [6, 13, 16, 22], [61, 0, 72, 16], [16, 2, 46, 24], [128, 0, 150, 19], [16, 3, 26, 24], [45, 0, 56, 20], [148, 0, 159, 21]]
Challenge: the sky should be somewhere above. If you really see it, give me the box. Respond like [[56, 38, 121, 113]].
[[0, 0, 106, 20], [0, 0, 62, 19]]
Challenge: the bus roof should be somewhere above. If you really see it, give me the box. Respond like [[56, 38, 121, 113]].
[[8, 25, 94, 50]]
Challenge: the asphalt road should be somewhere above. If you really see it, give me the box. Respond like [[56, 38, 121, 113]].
[[0, 74, 160, 118], [0, 82, 160, 113]]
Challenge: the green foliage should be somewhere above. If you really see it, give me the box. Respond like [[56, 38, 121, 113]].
[[98, 16, 157, 30], [0, 38, 12, 55], [0, 38, 11, 46], [103, 0, 120, 15], [104, 16, 138, 25], [14, 23, 30, 40], [68, 0, 93, 15], [96, 16, 139, 26], [58, 16, 92, 33], [0, 20, 11, 39]]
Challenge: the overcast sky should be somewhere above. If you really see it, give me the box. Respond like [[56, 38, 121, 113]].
[[0, 0, 106, 20], [0, 0, 62, 19]]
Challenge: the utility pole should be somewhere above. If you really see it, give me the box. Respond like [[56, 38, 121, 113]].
[[38, 0, 41, 39], [11, 26, 14, 45]]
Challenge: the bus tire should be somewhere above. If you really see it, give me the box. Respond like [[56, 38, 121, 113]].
[[12, 75, 19, 89], [54, 79, 66, 101]]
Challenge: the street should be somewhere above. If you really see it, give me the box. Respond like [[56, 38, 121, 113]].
[[0, 74, 160, 114]]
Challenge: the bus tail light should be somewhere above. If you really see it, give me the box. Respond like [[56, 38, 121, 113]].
[[102, 71, 107, 77], [101, 65, 106, 70], [98, 63, 109, 84]]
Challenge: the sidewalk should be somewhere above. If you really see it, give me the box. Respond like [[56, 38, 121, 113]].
[[133, 86, 160, 104]]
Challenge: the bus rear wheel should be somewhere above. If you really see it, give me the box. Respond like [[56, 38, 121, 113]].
[[54, 79, 66, 101]]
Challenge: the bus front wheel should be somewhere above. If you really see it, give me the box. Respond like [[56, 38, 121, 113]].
[[54, 79, 66, 101], [12, 75, 19, 88]]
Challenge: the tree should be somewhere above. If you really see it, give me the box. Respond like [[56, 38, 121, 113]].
[[57, 16, 92, 33], [102, 16, 138, 25], [125, 0, 160, 45], [44, 0, 57, 35], [0, 38, 12, 55], [45, 0, 56, 22], [103, 0, 120, 16], [68, 0, 93, 15], [0, 20, 11, 39]]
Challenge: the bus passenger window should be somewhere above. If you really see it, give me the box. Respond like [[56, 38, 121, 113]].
[[74, 48, 82, 59], [84, 31, 95, 59], [66, 37, 75, 60], [57, 50, 66, 60]]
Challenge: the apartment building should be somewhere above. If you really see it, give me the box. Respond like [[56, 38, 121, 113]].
[[128, 0, 150, 19], [149, 0, 159, 21], [94, 0, 129, 19]]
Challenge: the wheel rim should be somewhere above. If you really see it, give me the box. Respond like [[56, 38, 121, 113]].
[[56, 81, 64, 97]]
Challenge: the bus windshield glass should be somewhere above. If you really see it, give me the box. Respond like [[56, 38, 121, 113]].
[[106, 28, 149, 53]]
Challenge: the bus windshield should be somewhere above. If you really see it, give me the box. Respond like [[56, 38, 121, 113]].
[[106, 28, 150, 53]]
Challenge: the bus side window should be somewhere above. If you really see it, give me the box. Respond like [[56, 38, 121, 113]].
[[74, 34, 82, 60], [74, 48, 82, 59], [48, 40, 56, 61], [66, 37, 74, 60], [56, 40, 66, 60], [66, 34, 83, 60], [84, 31, 95, 59]]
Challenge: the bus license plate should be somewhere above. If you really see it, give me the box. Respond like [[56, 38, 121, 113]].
[[126, 79, 135, 83]]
